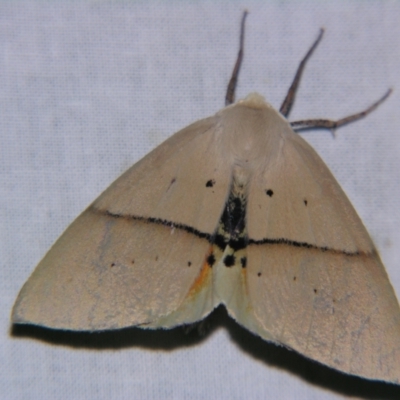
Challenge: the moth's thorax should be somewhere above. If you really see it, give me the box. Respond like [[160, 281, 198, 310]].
[[216, 93, 293, 170]]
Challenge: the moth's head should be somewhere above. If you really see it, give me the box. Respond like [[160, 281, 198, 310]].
[[236, 92, 272, 110]]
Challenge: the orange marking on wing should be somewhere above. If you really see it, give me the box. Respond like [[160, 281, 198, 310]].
[[187, 248, 213, 297], [241, 263, 248, 295]]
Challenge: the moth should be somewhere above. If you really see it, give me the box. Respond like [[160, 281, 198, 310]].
[[12, 12, 400, 384]]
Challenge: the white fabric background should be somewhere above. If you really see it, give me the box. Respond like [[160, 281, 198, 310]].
[[2, 1, 400, 399]]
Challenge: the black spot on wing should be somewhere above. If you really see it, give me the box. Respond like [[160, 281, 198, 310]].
[[207, 253, 216, 267], [206, 179, 215, 187], [266, 189, 273, 197], [167, 177, 177, 191], [223, 254, 235, 267]]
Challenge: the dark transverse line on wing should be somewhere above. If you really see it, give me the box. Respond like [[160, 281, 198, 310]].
[[94, 207, 367, 257]]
